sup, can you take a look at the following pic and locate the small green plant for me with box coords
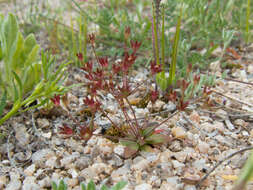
[52,179,127,190]
[0,13,41,100]
[0,13,71,125]
[52,180,67,190]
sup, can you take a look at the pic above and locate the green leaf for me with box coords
[80,183,87,190]
[140,145,153,152]
[23,34,37,56]
[0,90,7,116]
[87,180,96,190]
[233,150,253,190]
[2,13,18,55]
[145,134,165,144]
[51,181,57,190]
[101,184,109,190]
[110,181,127,190]
[168,7,182,85]
[12,71,23,101]
[142,126,156,138]
[120,139,139,151]
[156,72,168,91]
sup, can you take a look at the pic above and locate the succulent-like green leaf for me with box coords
[120,139,139,151]
[142,126,156,138]
[140,145,153,152]
[145,134,165,144]
[156,72,168,91]
[80,183,87,190]
[87,180,96,190]
[110,181,127,190]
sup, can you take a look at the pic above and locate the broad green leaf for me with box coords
[11,33,24,70]
[140,145,153,152]
[2,13,18,54]
[0,90,7,116]
[145,134,165,144]
[142,126,156,138]
[23,34,37,56]
[120,139,139,151]
[23,44,39,68]
[110,181,127,190]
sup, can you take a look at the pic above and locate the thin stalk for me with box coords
[71,16,77,61]
[83,15,87,62]
[246,0,251,43]
[161,5,165,71]
[152,3,160,65]
[125,97,140,129]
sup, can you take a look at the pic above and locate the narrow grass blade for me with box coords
[0,90,7,116]
[233,150,253,190]
[168,7,182,85]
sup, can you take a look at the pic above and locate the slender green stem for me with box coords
[152,3,160,65]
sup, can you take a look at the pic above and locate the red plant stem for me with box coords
[100,109,117,127]
[125,97,140,129]
[91,44,100,64]
[153,110,180,130]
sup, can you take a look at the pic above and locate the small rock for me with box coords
[201,122,216,133]
[234,119,247,127]
[163,101,176,112]
[114,145,125,157]
[91,163,113,174]
[68,168,78,178]
[32,149,55,167]
[216,109,228,120]
[80,167,96,179]
[14,124,30,146]
[45,156,58,169]
[197,141,210,154]
[24,164,36,176]
[169,139,183,152]
[134,183,152,190]
[108,154,123,167]
[147,100,165,112]
[184,185,197,190]
[0,175,7,189]
[37,118,50,128]
[41,132,52,139]
[75,156,92,170]
[67,178,78,187]
[60,152,80,167]
[111,167,130,178]
[22,176,40,190]
[248,64,253,73]
[131,159,150,171]
[192,159,206,170]
[171,127,186,139]
[171,160,185,169]
[38,176,51,188]
[225,119,235,130]
[6,179,21,190]
[242,130,249,136]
